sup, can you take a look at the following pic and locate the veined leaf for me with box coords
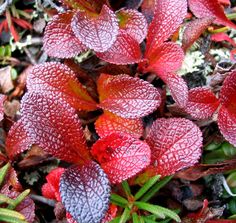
[72,5,118,52]
[182,17,214,51]
[117,9,147,43]
[97,73,161,118]
[96,31,142,65]
[91,133,151,184]
[185,87,220,119]
[60,161,111,223]
[20,93,90,163]
[43,12,87,58]
[145,0,187,57]
[27,62,97,111]
[146,118,202,176]
[188,0,236,29]
[95,111,143,138]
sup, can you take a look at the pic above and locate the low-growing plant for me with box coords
[1,0,236,222]
[0,163,35,223]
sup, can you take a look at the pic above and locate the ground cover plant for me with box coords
[1,0,236,222]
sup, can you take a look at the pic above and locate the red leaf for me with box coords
[42,167,65,201]
[146,118,202,176]
[116,9,147,43]
[71,5,119,52]
[5,120,33,160]
[59,0,107,12]
[95,111,143,138]
[185,87,220,119]
[164,73,189,108]
[211,32,236,47]
[96,31,142,65]
[9,24,20,42]
[60,161,110,223]
[220,71,236,108]
[218,105,236,147]
[43,12,87,58]
[0,94,6,121]
[141,42,184,74]
[27,62,97,111]
[101,204,117,223]
[97,73,161,118]
[91,133,151,184]
[182,18,214,51]
[218,0,231,5]
[141,0,156,23]
[145,0,187,57]
[188,0,236,29]
[20,93,90,163]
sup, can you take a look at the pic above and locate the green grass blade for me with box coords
[119,207,130,223]
[122,181,132,197]
[0,163,10,186]
[134,175,161,200]
[140,176,172,202]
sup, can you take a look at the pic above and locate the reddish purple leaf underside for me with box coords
[60,161,110,223]
[97,73,161,118]
[5,120,33,160]
[185,87,220,119]
[146,118,202,176]
[20,93,90,163]
[91,133,151,184]
[71,5,118,52]
[182,17,214,51]
[43,12,86,58]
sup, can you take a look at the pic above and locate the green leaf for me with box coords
[229,198,236,215]
[229,214,236,219]
[109,216,121,223]
[134,202,181,222]
[122,181,132,197]
[134,175,161,200]
[204,141,221,151]
[0,163,10,187]
[132,213,140,223]
[119,207,130,223]
[140,176,172,202]
[0,208,27,223]
[142,216,157,223]
[7,189,30,210]
[110,194,128,207]
[0,194,15,206]
[227,172,236,187]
